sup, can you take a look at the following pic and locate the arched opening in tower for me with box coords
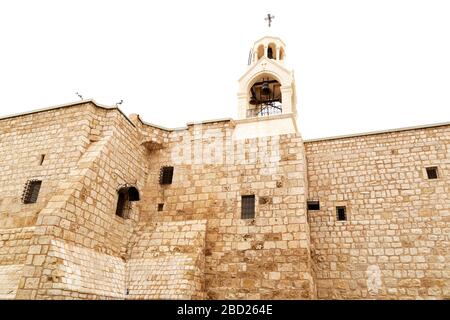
[247,76,282,118]
[279,47,285,60]
[257,45,264,60]
[268,43,276,59]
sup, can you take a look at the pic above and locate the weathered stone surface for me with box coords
[0,100,448,300]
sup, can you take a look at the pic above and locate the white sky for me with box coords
[1,0,449,139]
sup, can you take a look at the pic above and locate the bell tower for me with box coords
[235,33,298,139]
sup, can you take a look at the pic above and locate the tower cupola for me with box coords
[237,36,297,121]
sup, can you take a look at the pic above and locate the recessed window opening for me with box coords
[159,166,174,185]
[267,47,274,59]
[307,200,320,211]
[336,206,347,221]
[268,43,276,59]
[157,203,164,211]
[22,180,42,204]
[115,185,140,219]
[279,47,285,60]
[241,195,255,219]
[426,167,438,180]
[257,45,264,60]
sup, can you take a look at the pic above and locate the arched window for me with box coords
[247,75,282,118]
[268,43,276,59]
[115,184,140,219]
[279,47,285,60]
[257,45,264,60]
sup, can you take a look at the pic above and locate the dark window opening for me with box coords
[241,195,255,219]
[157,203,164,211]
[22,180,42,204]
[159,166,174,185]
[115,185,140,219]
[307,200,320,211]
[426,167,438,180]
[336,206,347,221]
[39,154,45,165]
[116,191,128,218]
[267,47,274,59]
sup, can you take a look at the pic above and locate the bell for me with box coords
[261,82,271,95]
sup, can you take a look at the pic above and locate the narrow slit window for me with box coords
[159,166,174,185]
[157,203,164,211]
[39,154,45,165]
[307,200,320,211]
[336,206,347,221]
[241,195,255,219]
[426,167,438,180]
[22,180,42,204]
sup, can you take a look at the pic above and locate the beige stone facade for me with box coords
[0,35,448,300]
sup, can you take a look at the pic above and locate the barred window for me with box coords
[22,180,42,204]
[336,206,347,221]
[159,166,174,185]
[241,195,255,219]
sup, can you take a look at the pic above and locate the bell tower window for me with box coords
[267,43,276,59]
[268,47,274,59]
[279,47,285,60]
[247,75,282,118]
[257,45,264,60]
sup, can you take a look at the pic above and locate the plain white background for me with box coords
[0,0,449,139]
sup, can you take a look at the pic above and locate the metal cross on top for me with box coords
[265,13,275,28]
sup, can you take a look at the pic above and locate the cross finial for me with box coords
[265,13,275,28]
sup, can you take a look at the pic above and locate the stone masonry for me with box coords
[0,100,448,300]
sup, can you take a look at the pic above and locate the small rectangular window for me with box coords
[426,167,438,180]
[307,200,320,210]
[22,180,42,204]
[157,203,164,211]
[241,195,255,219]
[159,166,174,185]
[336,206,347,221]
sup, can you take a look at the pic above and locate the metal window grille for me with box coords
[241,195,255,219]
[22,180,42,204]
[159,166,174,185]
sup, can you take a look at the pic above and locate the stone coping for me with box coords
[304,121,450,143]
[0,99,136,127]
[0,99,447,142]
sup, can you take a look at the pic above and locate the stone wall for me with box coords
[1,100,448,300]
[127,219,207,299]
[305,125,450,299]
[137,120,315,299]
[0,103,151,299]
[0,227,34,299]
